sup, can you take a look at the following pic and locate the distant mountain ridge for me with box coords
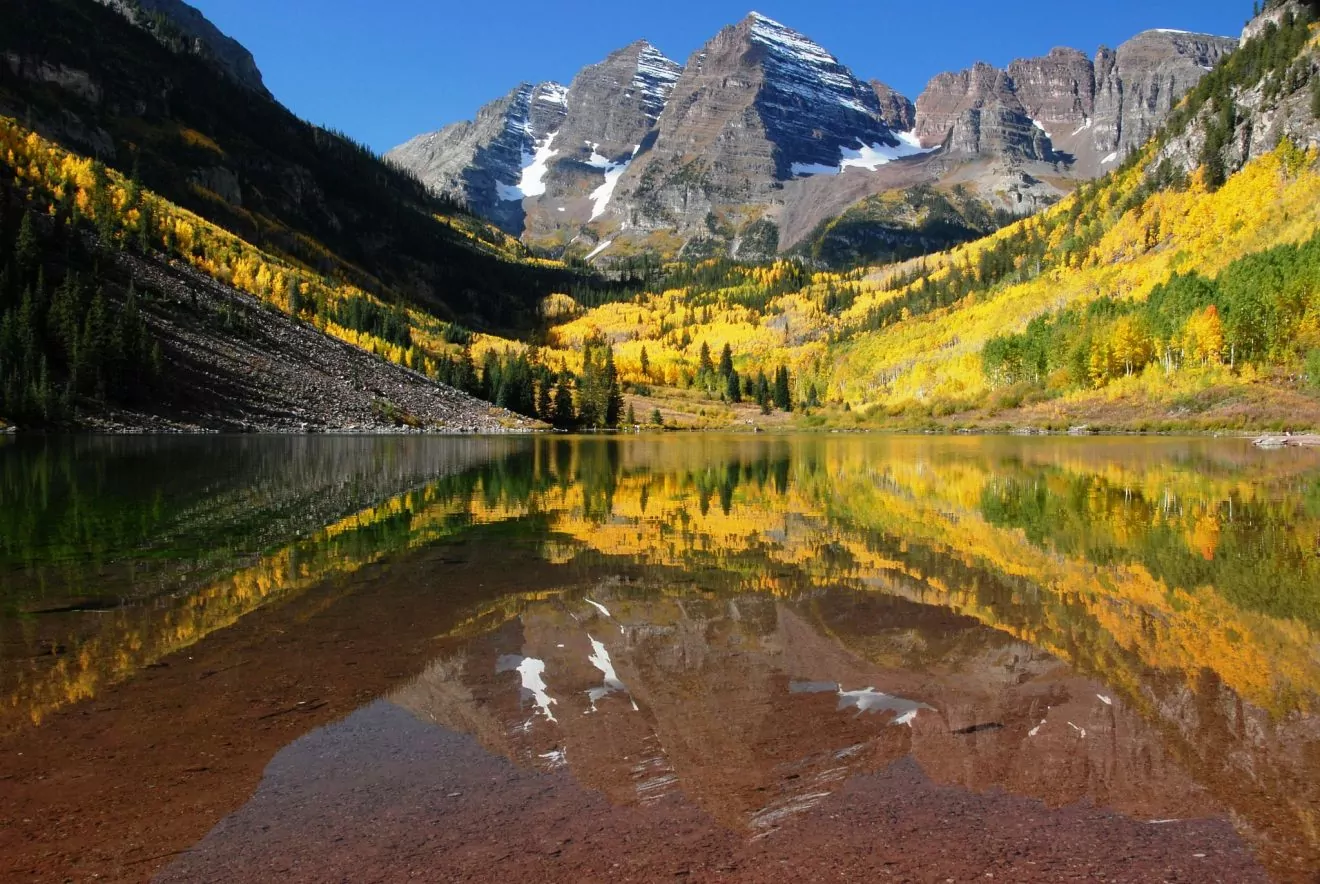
[389,13,1238,264]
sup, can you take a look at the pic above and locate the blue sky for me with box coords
[195,0,1251,153]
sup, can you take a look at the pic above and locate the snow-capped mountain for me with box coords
[386,41,681,238]
[388,12,1237,262]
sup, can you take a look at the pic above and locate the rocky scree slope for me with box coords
[80,249,533,434]
[392,13,1237,264]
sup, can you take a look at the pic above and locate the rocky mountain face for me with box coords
[601,13,929,260]
[388,81,570,235]
[392,13,1238,263]
[387,41,682,239]
[916,30,1237,177]
[93,0,269,95]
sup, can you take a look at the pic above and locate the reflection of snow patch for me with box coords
[515,656,557,723]
[497,132,559,201]
[587,636,636,711]
[837,687,933,726]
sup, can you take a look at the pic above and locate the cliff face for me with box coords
[914,62,1051,161]
[1105,30,1240,160]
[917,31,1238,176]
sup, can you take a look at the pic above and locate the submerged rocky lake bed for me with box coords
[2,434,1319,882]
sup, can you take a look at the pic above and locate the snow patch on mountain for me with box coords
[585,239,613,260]
[792,132,935,177]
[537,82,569,107]
[586,143,639,220]
[498,132,559,201]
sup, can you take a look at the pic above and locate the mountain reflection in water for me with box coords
[4,435,1320,882]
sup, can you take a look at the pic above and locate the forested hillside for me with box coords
[0,0,598,333]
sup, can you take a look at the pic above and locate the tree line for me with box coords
[429,337,625,430]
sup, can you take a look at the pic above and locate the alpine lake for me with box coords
[3,433,1320,882]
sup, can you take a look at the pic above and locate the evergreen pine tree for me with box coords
[578,346,601,428]
[603,345,622,427]
[553,373,576,429]
[725,368,742,403]
[773,366,792,411]
[480,349,500,401]
[698,342,714,376]
[537,378,552,421]
[14,213,38,278]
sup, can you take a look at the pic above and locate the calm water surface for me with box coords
[2,434,1319,882]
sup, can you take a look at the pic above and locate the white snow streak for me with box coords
[585,598,612,618]
[1071,117,1094,137]
[536,83,569,107]
[585,144,638,220]
[497,132,559,201]
[1068,721,1086,738]
[1101,151,1119,165]
[585,239,613,261]
[1031,118,1051,137]
[1029,718,1047,737]
[1097,694,1113,705]
[793,132,934,177]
